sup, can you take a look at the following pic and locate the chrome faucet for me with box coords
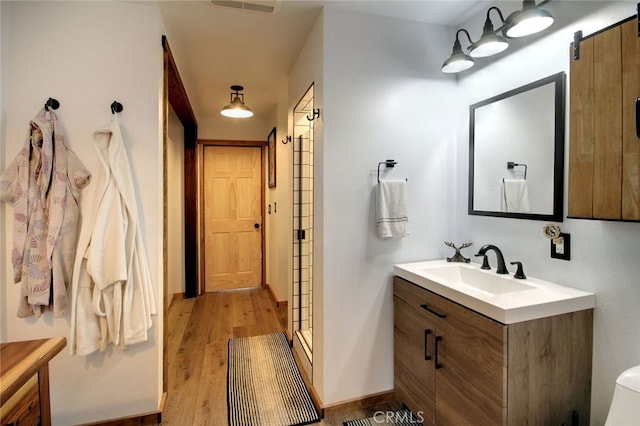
[475,244,509,274]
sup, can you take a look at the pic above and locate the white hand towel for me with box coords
[377,179,409,239]
[501,179,530,213]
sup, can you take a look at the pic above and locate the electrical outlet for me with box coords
[551,233,570,260]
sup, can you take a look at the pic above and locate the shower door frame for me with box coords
[292,83,315,364]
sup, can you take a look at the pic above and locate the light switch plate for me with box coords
[551,233,570,260]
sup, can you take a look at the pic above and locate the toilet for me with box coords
[605,365,640,425]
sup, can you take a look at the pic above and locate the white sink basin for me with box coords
[423,265,535,295]
[394,260,595,324]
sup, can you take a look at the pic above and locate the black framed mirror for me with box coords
[469,72,566,221]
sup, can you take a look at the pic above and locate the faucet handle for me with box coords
[510,261,526,279]
[475,254,491,270]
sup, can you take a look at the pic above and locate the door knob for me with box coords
[254,223,260,229]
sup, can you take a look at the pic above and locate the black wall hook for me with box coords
[44,98,60,111]
[282,135,292,144]
[111,101,124,114]
[306,108,320,121]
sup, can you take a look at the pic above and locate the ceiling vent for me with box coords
[211,0,281,14]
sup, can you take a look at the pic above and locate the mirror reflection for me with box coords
[469,72,566,221]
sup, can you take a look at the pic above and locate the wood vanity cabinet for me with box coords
[568,17,640,220]
[0,337,67,426]
[1,376,40,426]
[393,276,593,425]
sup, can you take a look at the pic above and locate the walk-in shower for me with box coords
[292,84,314,365]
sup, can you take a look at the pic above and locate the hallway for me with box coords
[161,289,402,425]
[162,289,285,424]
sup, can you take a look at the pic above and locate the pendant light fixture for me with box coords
[468,7,509,58]
[221,85,253,118]
[441,29,475,74]
[503,0,554,38]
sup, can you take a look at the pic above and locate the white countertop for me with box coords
[393,260,595,324]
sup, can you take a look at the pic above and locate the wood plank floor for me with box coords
[162,288,401,425]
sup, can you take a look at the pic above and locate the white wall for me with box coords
[456,2,640,424]
[317,9,459,405]
[0,2,164,424]
[288,9,325,393]
[167,105,185,303]
[266,90,291,303]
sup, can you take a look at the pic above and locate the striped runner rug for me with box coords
[227,332,319,426]
[343,409,423,425]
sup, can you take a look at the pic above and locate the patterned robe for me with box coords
[0,108,90,317]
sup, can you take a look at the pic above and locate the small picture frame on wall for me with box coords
[268,127,276,188]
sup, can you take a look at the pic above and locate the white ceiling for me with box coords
[154,0,492,122]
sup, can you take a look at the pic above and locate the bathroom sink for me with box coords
[393,260,595,324]
[422,265,535,295]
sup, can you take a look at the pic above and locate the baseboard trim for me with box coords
[79,392,167,426]
[169,292,184,308]
[265,283,288,307]
[323,389,396,418]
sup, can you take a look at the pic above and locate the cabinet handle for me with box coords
[420,304,446,318]
[435,336,443,369]
[424,329,432,361]
[636,97,640,139]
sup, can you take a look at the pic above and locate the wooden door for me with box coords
[203,146,262,292]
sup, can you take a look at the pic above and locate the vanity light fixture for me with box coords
[441,29,475,74]
[441,1,554,74]
[468,7,509,58]
[503,0,554,38]
[221,85,254,118]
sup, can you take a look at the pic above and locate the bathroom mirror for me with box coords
[469,72,565,221]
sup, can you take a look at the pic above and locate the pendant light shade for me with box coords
[221,85,253,118]
[469,7,509,58]
[504,0,554,38]
[441,29,474,74]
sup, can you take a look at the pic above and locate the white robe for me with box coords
[70,115,156,356]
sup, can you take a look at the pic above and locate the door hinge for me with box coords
[297,229,306,240]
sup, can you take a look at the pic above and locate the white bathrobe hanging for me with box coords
[70,115,156,356]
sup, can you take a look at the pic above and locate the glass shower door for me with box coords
[293,84,314,360]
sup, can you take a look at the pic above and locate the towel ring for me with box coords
[377,160,397,183]
[507,161,527,180]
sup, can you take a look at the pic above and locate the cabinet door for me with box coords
[569,24,623,219]
[569,18,640,220]
[568,33,595,218]
[432,295,507,425]
[621,19,640,220]
[394,295,437,426]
